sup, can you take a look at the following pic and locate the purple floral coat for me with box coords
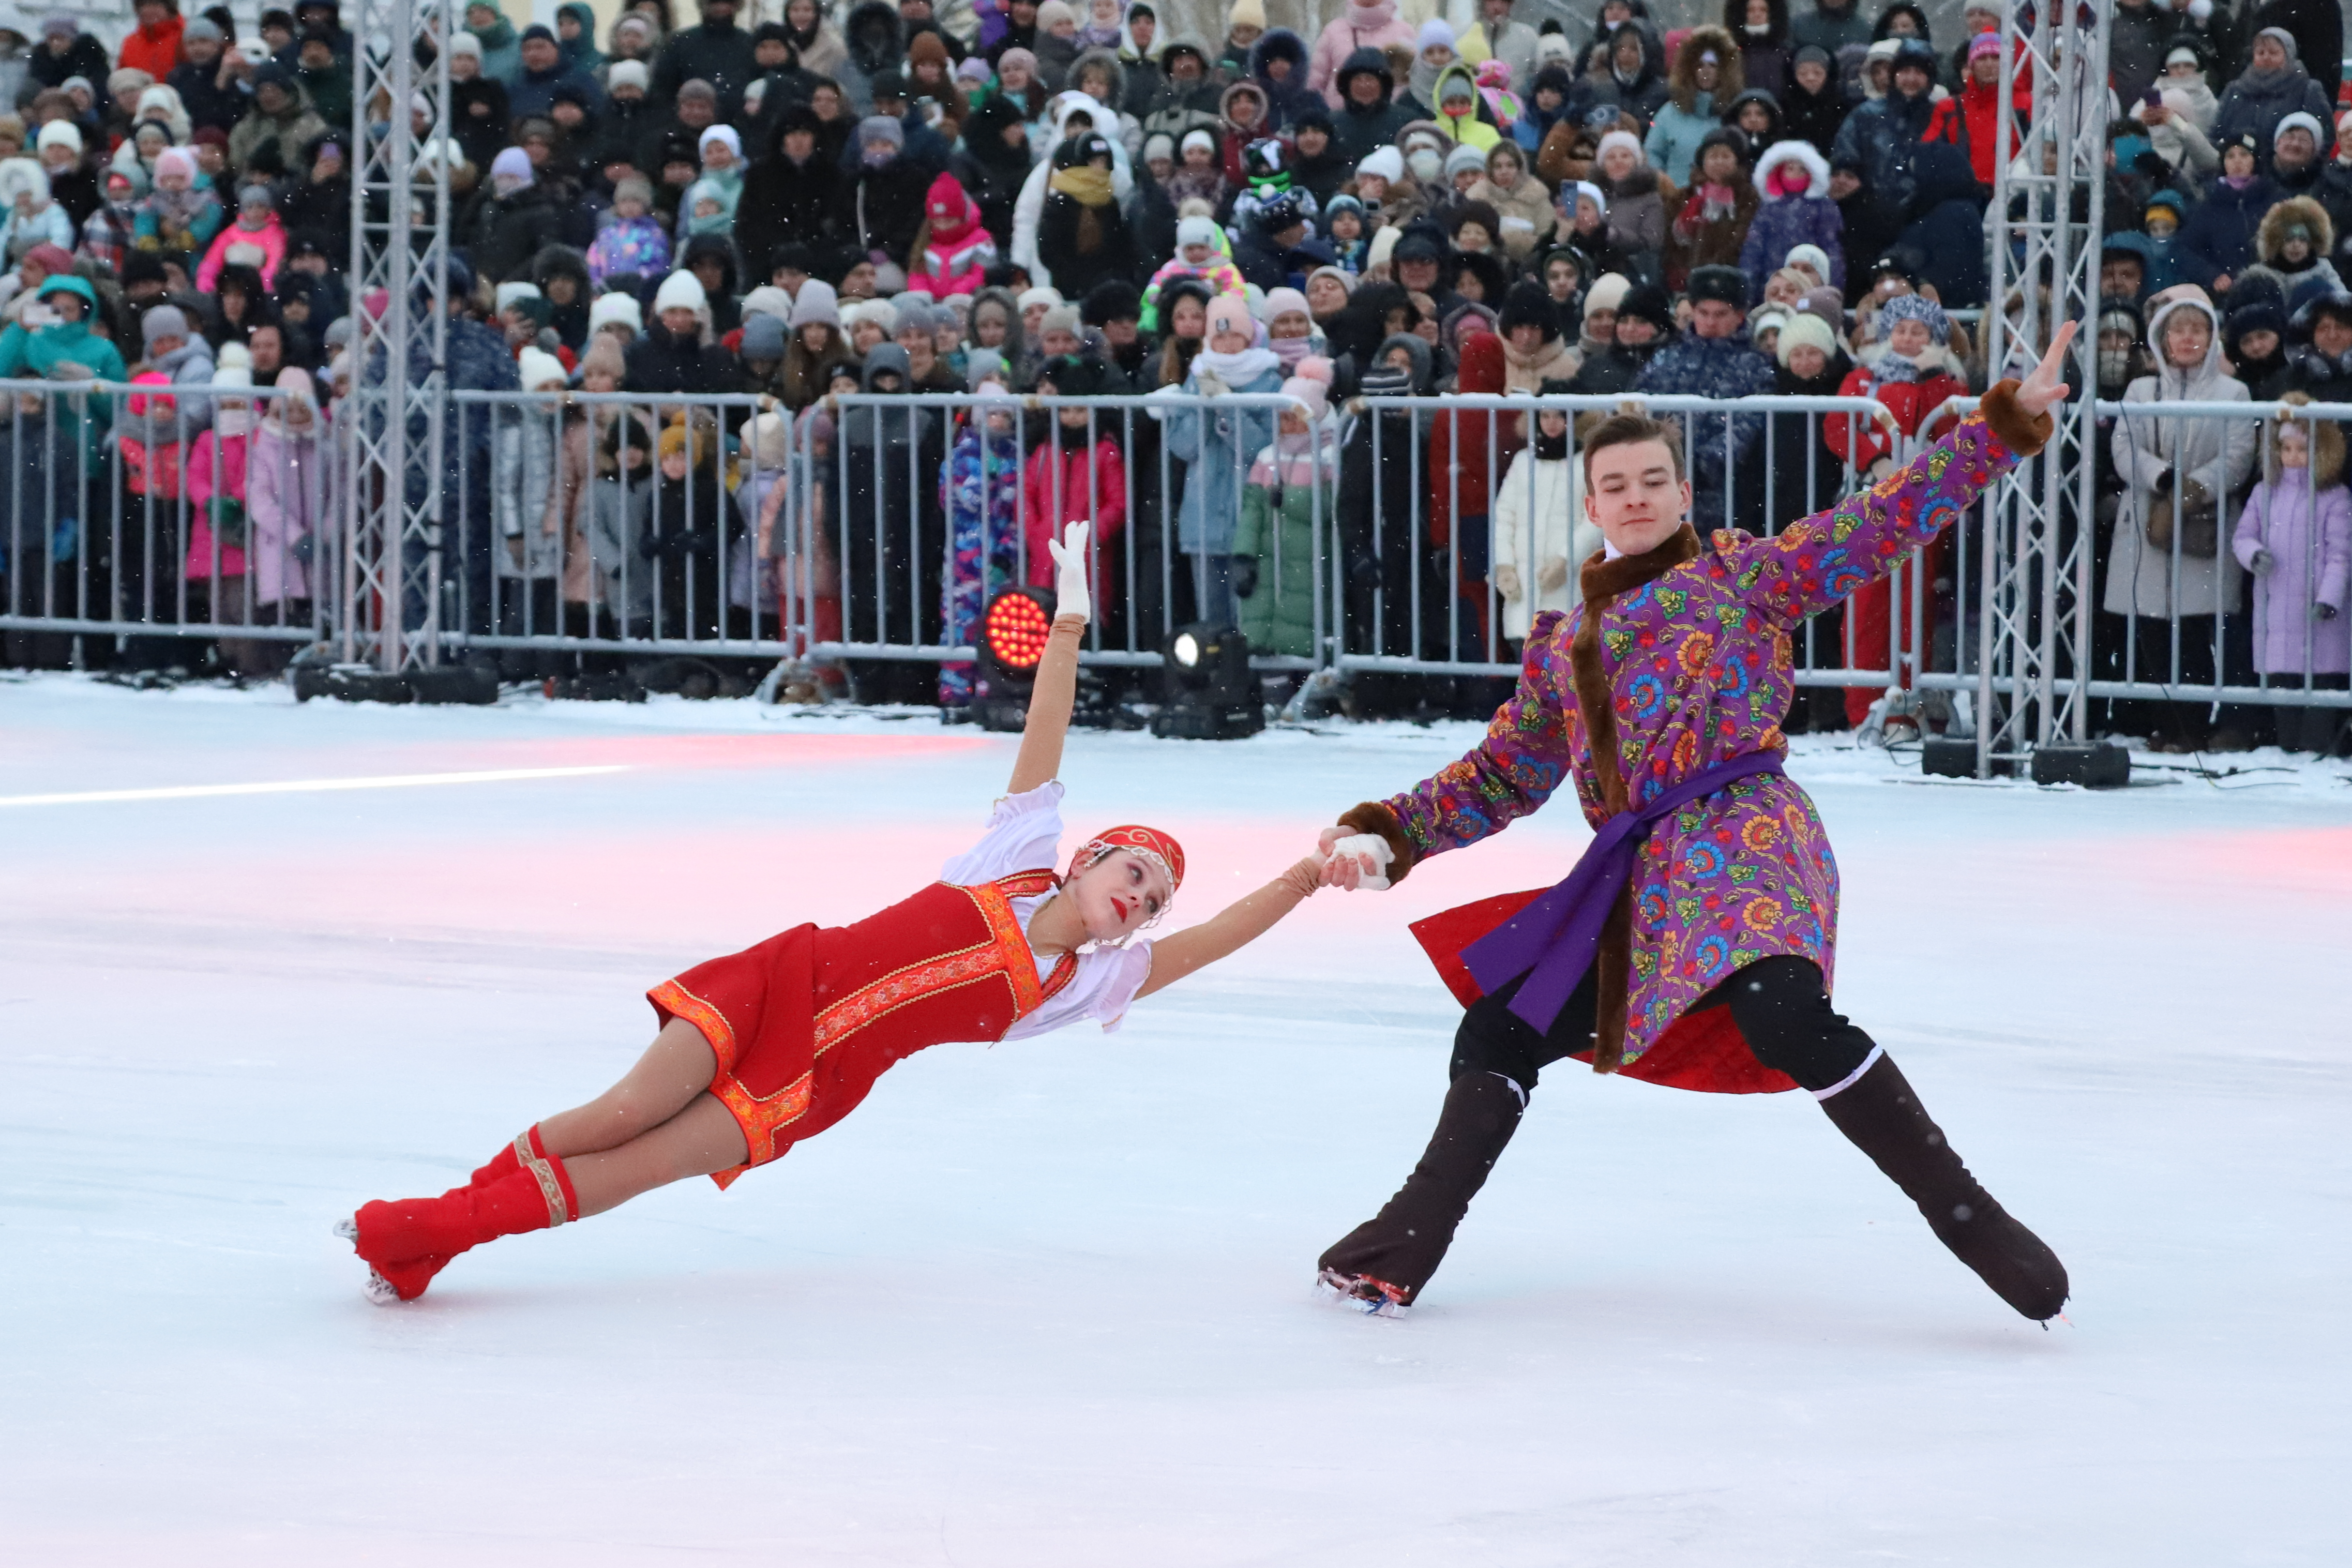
[1385,407,2031,1067]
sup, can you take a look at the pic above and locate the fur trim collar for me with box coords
[1567,520,1702,1073]
[1752,138,1830,200]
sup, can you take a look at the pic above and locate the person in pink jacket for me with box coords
[1023,357,1126,603]
[2232,397,2351,752]
[1310,0,1419,107]
[245,367,332,626]
[195,183,288,292]
[906,173,997,299]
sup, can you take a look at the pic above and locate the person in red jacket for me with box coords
[1427,330,1523,662]
[1022,354,1127,603]
[1825,291,1970,729]
[117,0,188,77]
[1924,30,2028,190]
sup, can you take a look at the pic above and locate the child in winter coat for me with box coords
[1023,355,1127,603]
[907,173,997,299]
[244,366,331,633]
[1739,139,1844,302]
[939,387,1026,709]
[1234,364,1338,656]
[1826,291,1970,727]
[588,177,671,286]
[2233,397,2351,752]
[184,367,259,663]
[1321,193,1369,274]
[133,148,224,261]
[587,411,658,635]
[1489,394,1602,647]
[196,184,288,291]
[1140,213,1246,330]
[1665,130,1757,292]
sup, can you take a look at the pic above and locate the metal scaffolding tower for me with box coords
[1978,1,2111,777]
[340,0,452,673]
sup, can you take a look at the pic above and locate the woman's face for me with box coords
[1067,848,1172,945]
[1022,302,1049,336]
[975,305,1007,346]
[800,322,833,354]
[1614,34,1642,73]
[1307,273,1347,315]
[1454,266,1486,302]
[851,318,886,352]
[1601,143,1637,181]
[1886,317,1930,357]
[788,0,815,27]
[2224,143,2255,177]
[1171,294,1207,340]
[1000,59,1031,90]
[1787,342,1827,379]
[2253,36,2286,72]
[1746,0,1769,23]
[1269,310,1311,341]
[1886,10,1917,36]
[1695,59,1719,91]
[1795,58,1827,93]
[1356,172,1387,202]
[2165,311,2211,368]
[813,84,842,118]
[2239,327,2280,362]
[1583,305,1615,339]
[222,288,248,322]
[2166,58,2201,82]
[1738,102,1770,133]
[1701,146,1738,184]
[1488,151,1520,187]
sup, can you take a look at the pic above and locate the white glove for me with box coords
[1331,832,1393,891]
[1492,562,1523,602]
[1047,519,1092,624]
[1193,367,1231,399]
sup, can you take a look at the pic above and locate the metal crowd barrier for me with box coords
[0,376,325,668]
[2,378,2343,741]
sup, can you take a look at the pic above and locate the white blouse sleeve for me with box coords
[939,780,1067,886]
[1080,940,1155,1034]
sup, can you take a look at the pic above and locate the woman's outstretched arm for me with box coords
[1007,521,1092,796]
[1134,852,1344,999]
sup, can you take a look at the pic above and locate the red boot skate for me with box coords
[342,1129,578,1303]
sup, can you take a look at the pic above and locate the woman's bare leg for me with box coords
[564,1095,749,1217]
[536,1017,720,1159]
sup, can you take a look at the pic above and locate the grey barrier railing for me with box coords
[3,380,2343,740]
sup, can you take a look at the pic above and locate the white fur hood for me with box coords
[1753,140,1830,201]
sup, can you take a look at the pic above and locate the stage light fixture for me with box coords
[974,587,1057,731]
[1150,621,1264,740]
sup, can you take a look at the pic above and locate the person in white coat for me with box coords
[1489,392,1601,645]
[1011,91,1136,286]
[2106,291,2258,749]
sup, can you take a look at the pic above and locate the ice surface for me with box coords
[2,673,2348,1565]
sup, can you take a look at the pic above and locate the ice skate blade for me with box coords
[1314,1269,1410,1320]
[333,1217,358,1242]
[362,1269,405,1307]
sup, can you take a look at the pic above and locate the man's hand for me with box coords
[2015,319,2077,421]
[1317,826,1392,890]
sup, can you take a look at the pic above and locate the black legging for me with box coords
[1449,956,1876,1095]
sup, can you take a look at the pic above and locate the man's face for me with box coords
[1893,64,1930,98]
[256,82,290,114]
[1398,256,1438,292]
[1103,317,1137,348]
[2278,127,2317,168]
[1691,299,1741,338]
[679,96,715,128]
[755,38,788,67]
[137,0,167,25]
[702,0,738,23]
[186,32,220,66]
[1170,50,1199,81]
[522,37,558,72]
[1971,54,1999,86]
[1583,437,1689,555]
[1131,14,1154,49]
[2315,314,2352,356]
[1348,71,1383,106]
[2100,257,2144,298]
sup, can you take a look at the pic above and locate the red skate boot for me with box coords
[341,1129,578,1303]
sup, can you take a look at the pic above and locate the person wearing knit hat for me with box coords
[588,290,641,342]
[653,269,707,321]
[607,59,648,92]
[516,345,568,391]
[739,312,788,365]
[1441,141,1487,191]
[1577,271,1631,362]
[495,280,542,314]
[33,119,78,155]
[1773,307,1839,370]
[741,286,793,324]
[788,277,841,330]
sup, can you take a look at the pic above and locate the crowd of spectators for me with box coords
[0,0,2344,748]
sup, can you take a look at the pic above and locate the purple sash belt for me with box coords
[1461,750,1789,1034]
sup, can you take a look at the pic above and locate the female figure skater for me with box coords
[1312,329,2081,1320]
[344,523,1346,1303]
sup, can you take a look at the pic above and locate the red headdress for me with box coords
[1071,825,1186,894]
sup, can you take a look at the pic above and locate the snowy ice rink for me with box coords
[2,673,2347,1565]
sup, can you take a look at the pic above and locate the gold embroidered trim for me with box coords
[514,1130,570,1227]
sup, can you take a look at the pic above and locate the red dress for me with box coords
[650,869,1078,1189]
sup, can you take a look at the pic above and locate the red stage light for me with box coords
[982,591,1055,672]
